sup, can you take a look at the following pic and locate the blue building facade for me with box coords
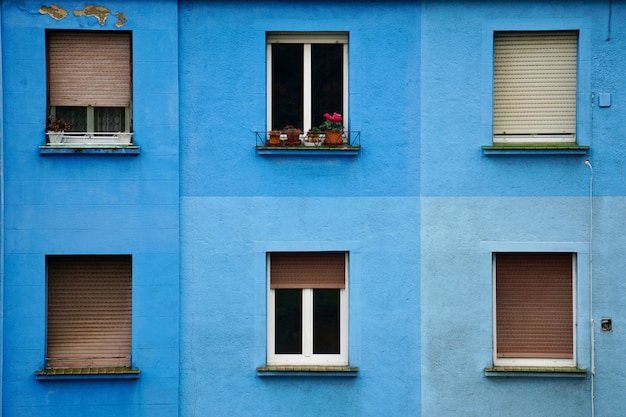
[420,2,626,416]
[1,1,180,416]
[1,1,625,416]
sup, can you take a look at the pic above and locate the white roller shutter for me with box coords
[493,31,577,141]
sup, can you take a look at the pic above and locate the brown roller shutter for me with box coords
[46,255,132,368]
[270,252,345,289]
[495,253,573,359]
[48,31,131,107]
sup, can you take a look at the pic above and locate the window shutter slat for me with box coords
[48,32,131,107]
[493,31,577,136]
[46,255,132,368]
[495,253,573,359]
[270,253,345,289]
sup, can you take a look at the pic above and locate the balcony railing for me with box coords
[255,131,360,155]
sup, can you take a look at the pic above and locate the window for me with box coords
[46,31,132,145]
[493,31,578,144]
[267,252,348,366]
[493,253,575,367]
[45,255,132,369]
[267,32,348,133]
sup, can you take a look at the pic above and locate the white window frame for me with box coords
[266,32,349,133]
[267,252,349,366]
[49,106,132,133]
[492,252,577,367]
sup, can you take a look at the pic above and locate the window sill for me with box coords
[256,145,360,156]
[35,367,140,380]
[256,365,359,377]
[482,144,589,155]
[39,145,140,155]
[484,366,588,378]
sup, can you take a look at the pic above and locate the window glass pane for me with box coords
[272,44,303,130]
[275,289,302,354]
[95,107,125,132]
[55,106,86,132]
[313,289,340,354]
[311,44,343,128]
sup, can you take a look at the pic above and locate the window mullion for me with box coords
[87,106,94,132]
[303,44,312,132]
[302,289,313,357]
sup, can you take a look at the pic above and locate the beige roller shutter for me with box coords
[46,255,132,368]
[493,31,577,137]
[48,31,131,107]
[270,252,345,289]
[495,253,573,359]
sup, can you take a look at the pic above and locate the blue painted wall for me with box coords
[178,1,421,416]
[420,1,626,416]
[1,1,180,416]
[3,0,626,416]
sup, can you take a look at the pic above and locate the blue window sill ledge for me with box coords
[257,365,359,377]
[484,366,588,378]
[35,367,141,380]
[39,145,140,155]
[482,144,589,155]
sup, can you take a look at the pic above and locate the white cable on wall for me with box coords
[585,159,594,417]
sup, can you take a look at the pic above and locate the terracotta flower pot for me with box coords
[324,130,343,146]
[285,128,302,146]
[267,131,281,146]
[307,133,320,142]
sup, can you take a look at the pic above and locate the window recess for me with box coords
[43,255,133,370]
[267,32,348,135]
[493,31,578,144]
[46,31,133,146]
[267,252,349,367]
[493,252,576,367]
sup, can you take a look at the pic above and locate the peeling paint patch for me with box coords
[73,5,111,26]
[39,5,68,20]
[115,12,127,28]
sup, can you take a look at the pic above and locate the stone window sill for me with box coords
[484,366,588,378]
[257,365,359,377]
[40,145,140,155]
[35,367,141,380]
[482,144,589,155]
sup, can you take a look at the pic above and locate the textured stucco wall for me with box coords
[1,1,180,416]
[420,1,626,416]
[178,1,422,416]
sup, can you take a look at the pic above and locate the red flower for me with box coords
[324,112,342,122]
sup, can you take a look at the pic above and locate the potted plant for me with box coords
[267,129,282,146]
[304,126,322,146]
[46,115,72,144]
[284,125,302,146]
[320,112,344,146]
